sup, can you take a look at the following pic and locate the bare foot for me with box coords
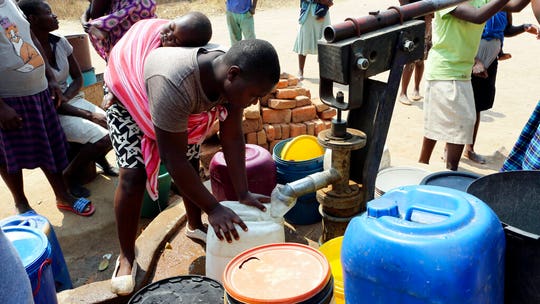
[15,202,33,214]
[411,90,422,101]
[498,53,512,61]
[464,150,486,164]
[297,71,304,81]
[398,94,412,105]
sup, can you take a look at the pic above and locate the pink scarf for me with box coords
[104,19,227,200]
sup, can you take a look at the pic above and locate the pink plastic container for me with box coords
[210,144,276,201]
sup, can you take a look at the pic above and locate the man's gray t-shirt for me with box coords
[144,46,225,133]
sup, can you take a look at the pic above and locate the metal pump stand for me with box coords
[316,0,467,242]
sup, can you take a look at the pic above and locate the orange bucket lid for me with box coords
[223,243,331,304]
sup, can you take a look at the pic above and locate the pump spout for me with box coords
[270,168,341,218]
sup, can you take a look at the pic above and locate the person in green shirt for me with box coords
[418,0,526,170]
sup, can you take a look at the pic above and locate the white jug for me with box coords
[205,201,285,282]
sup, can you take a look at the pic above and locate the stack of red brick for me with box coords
[242,73,337,153]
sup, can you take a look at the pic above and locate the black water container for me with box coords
[467,170,540,304]
[128,275,224,303]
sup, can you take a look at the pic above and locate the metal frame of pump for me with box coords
[268,0,469,243]
[316,20,425,242]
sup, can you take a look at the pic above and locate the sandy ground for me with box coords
[2,0,540,288]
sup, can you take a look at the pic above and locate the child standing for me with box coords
[418,0,513,170]
[0,0,93,216]
[225,0,257,45]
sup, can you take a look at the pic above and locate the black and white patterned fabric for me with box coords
[106,103,201,169]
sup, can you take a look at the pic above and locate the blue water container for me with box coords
[0,211,72,291]
[3,226,58,304]
[342,185,505,304]
[273,138,324,225]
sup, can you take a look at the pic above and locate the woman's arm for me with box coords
[155,125,248,242]
[62,54,83,101]
[219,104,269,211]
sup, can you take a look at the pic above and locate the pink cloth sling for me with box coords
[104,19,227,200]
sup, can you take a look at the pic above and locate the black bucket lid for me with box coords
[128,275,224,303]
[420,171,481,193]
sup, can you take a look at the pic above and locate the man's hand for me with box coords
[0,103,22,130]
[238,191,269,212]
[207,204,248,243]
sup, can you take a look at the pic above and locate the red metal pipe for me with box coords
[324,0,468,42]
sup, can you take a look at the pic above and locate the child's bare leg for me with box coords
[445,143,465,171]
[419,137,436,164]
[464,112,486,164]
[0,167,32,214]
[298,54,306,80]
[411,60,424,101]
[399,62,414,105]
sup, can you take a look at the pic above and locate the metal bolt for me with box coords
[356,57,369,70]
[403,40,415,52]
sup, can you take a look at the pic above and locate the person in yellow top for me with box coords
[418,0,528,171]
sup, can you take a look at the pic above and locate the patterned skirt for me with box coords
[0,90,69,173]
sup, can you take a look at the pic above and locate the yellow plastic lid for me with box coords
[280,135,324,161]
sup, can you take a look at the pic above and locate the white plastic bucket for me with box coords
[205,201,285,282]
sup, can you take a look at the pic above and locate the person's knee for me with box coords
[118,168,146,190]
[94,135,113,152]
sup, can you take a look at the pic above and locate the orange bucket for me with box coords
[223,243,334,303]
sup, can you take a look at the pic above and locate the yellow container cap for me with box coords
[280,135,324,161]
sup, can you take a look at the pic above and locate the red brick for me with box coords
[324,120,332,130]
[269,140,281,153]
[280,72,292,79]
[276,79,289,89]
[311,97,330,112]
[314,119,326,135]
[242,116,262,134]
[246,132,257,144]
[295,95,311,107]
[260,143,269,151]
[262,108,291,124]
[244,102,260,119]
[268,98,296,110]
[272,123,282,140]
[275,88,299,99]
[290,123,307,138]
[319,108,337,120]
[295,87,311,98]
[257,130,267,145]
[287,77,299,87]
[292,105,317,123]
[304,120,315,136]
[263,124,276,141]
[259,93,274,107]
[280,123,290,139]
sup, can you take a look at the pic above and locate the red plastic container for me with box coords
[210,144,276,201]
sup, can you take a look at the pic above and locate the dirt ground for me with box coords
[2,0,540,290]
